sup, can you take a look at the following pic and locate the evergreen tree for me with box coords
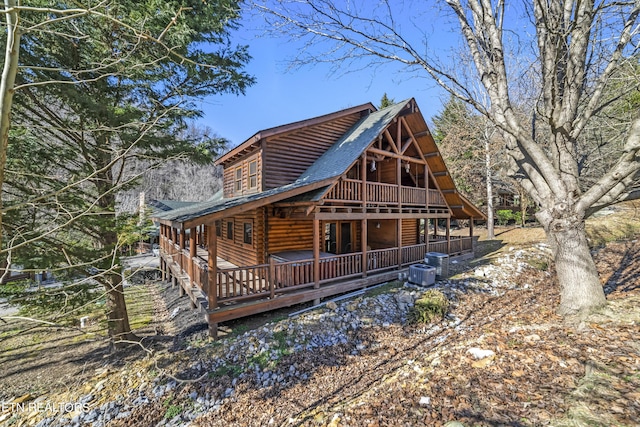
[2,0,254,343]
[379,93,394,109]
[431,95,484,200]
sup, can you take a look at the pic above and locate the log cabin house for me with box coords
[154,99,485,337]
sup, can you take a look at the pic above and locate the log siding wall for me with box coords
[263,114,364,189]
[223,150,262,198]
[217,208,265,266]
[267,215,315,254]
[402,218,419,246]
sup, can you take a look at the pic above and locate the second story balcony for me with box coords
[325,178,447,207]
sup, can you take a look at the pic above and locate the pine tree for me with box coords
[379,93,395,109]
[2,0,254,343]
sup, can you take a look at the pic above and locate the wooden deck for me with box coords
[162,249,408,335]
[160,236,475,338]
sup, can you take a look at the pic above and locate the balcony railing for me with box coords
[325,179,448,206]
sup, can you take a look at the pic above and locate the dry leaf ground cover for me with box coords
[188,240,640,427]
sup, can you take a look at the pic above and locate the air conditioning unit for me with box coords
[408,264,436,287]
[425,252,449,279]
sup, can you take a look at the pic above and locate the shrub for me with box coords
[514,211,527,226]
[496,209,515,226]
[408,290,449,324]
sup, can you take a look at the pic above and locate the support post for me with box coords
[425,166,429,209]
[179,229,185,274]
[397,218,402,268]
[397,157,402,268]
[313,218,320,289]
[425,218,430,252]
[189,227,196,286]
[207,223,218,338]
[269,256,276,299]
[361,153,367,207]
[446,217,451,255]
[361,153,368,278]
[361,219,367,278]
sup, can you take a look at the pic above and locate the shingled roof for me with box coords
[155,99,485,229]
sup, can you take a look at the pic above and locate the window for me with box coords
[215,220,221,237]
[234,167,242,192]
[248,160,257,189]
[243,222,253,245]
[226,221,234,240]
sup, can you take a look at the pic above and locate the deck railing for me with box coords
[366,182,398,204]
[193,258,208,289]
[427,240,448,254]
[162,236,474,304]
[319,253,362,282]
[181,249,190,274]
[401,187,426,205]
[325,180,449,207]
[272,259,314,291]
[325,178,361,201]
[426,236,473,255]
[402,243,427,266]
[217,264,270,300]
[367,247,398,272]
[428,189,447,206]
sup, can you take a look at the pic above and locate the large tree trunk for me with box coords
[545,218,606,316]
[105,271,137,343]
[96,164,137,345]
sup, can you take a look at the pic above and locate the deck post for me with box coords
[160,225,167,281]
[361,153,367,207]
[361,153,368,278]
[397,157,402,268]
[179,229,185,274]
[397,218,402,268]
[469,217,475,253]
[425,218,430,252]
[446,217,451,255]
[361,219,367,278]
[313,218,320,288]
[207,223,218,338]
[189,227,196,285]
[171,227,178,270]
[269,256,276,299]
[313,218,320,305]
[425,164,429,210]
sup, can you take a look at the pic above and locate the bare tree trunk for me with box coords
[485,136,494,239]
[0,0,21,255]
[545,219,606,316]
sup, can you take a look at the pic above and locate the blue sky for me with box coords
[196,9,454,148]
